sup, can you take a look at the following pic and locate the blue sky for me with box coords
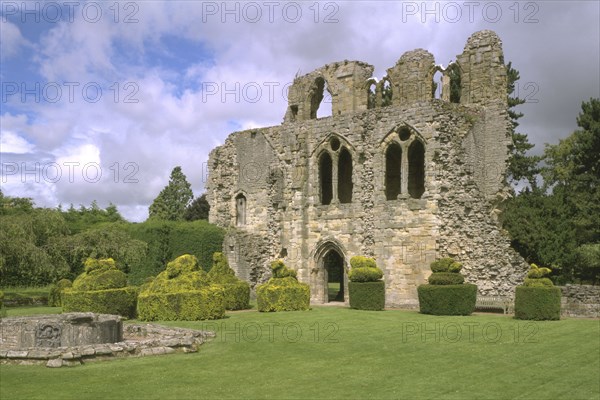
[1,1,599,221]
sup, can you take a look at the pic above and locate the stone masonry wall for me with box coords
[207,30,529,307]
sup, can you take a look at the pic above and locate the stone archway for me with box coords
[323,250,345,302]
[311,240,348,304]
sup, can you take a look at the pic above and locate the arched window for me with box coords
[408,140,425,199]
[310,77,332,119]
[319,152,333,205]
[338,147,353,203]
[235,193,246,226]
[385,143,402,200]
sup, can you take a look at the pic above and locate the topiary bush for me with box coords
[418,284,478,315]
[348,256,385,311]
[515,264,561,320]
[256,260,310,312]
[137,254,225,321]
[62,258,138,318]
[48,278,72,307]
[418,257,476,315]
[208,252,250,310]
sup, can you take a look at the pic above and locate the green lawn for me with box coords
[1,306,599,399]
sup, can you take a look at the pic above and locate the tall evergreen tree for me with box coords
[148,166,194,221]
[505,62,541,190]
[184,194,210,221]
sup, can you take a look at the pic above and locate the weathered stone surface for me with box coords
[46,358,62,368]
[207,30,529,307]
[560,285,600,318]
[0,313,122,350]
[1,318,215,367]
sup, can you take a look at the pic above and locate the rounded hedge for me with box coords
[350,256,377,269]
[48,278,72,307]
[208,252,250,310]
[73,258,127,291]
[62,287,138,318]
[514,286,561,320]
[137,254,226,320]
[417,284,477,315]
[137,286,225,321]
[348,267,383,283]
[430,258,462,273]
[348,281,385,311]
[428,272,465,285]
[257,276,310,312]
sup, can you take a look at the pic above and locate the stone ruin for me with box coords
[0,313,215,367]
[206,30,529,308]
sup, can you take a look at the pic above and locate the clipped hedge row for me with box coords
[257,278,310,312]
[62,287,138,318]
[348,281,385,311]
[208,252,250,310]
[428,272,465,285]
[137,254,226,320]
[137,286,225,321]
[514,286,561,321]
[219,281,250,311]
[417,284,477,315]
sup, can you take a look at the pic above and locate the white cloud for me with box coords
[0,20,31,59]
[0,131,35,154]
[1,1,598,222]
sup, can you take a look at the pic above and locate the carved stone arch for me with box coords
[311,132,356,158]
[312,134,356,205]
[310,238,349,303]
[379,124,427,199]
[308,75,334,119]
[380,123,426,148]
[431,63,463,102]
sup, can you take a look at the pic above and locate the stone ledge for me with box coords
[0,323,216,368]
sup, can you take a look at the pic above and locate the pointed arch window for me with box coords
[384,128,426,199]
[319,152,333,205]
[385,143,402,200]
[338,147,353,203]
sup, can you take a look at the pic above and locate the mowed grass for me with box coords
[1,306,599,400]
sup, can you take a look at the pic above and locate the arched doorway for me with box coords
[312,240,348,304]
[323,250,344,302]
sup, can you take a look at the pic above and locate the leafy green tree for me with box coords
[0,199,70,286]
[0,190,34,215]
[49,226,148,278]
[148,166,193,221]
[502,98,600,284]
[184,194,210,221]
[505,62,541,189]
[61,201,124,234]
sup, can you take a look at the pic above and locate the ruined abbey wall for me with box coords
[207,30,529,307]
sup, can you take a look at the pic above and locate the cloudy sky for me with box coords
[1,1,599,221]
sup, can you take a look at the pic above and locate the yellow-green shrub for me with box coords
[256,261,310,312]
[63,258,137,318]
[207,252,250,310]
[137,254,225,320]
[63,287,138,317]
[418,257,476,315]
[515,263,561,320]
[348,256,385,310]
[73,258,127,291]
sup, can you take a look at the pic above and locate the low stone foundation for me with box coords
[560,284,600,318]
[0,313,122,349]
[0,314,216,367]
